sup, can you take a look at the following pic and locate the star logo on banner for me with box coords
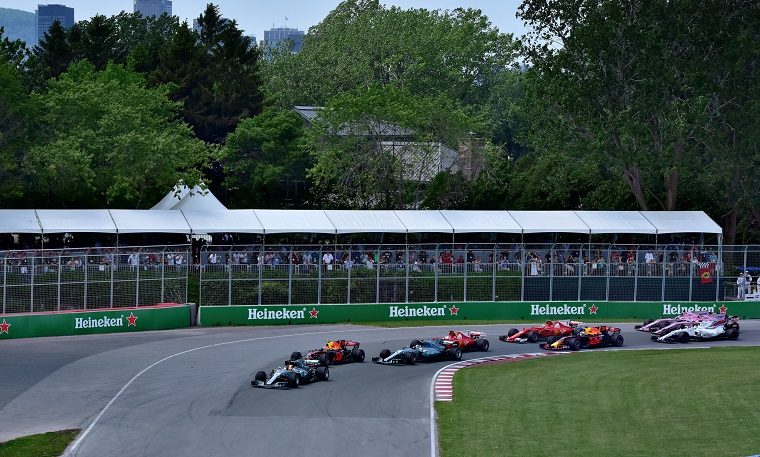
[309,307,319,319]
[126,313,138,326]
[719,305,728,314]
[589,305,598,314]
[449,305,459,316]
[0,319,10,334]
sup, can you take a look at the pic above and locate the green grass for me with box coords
[436,347,760,457]
[0,430,79,457]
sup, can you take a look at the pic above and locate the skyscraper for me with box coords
[264,27,304,52]
[133,0,172,18]
[35,4,74,43]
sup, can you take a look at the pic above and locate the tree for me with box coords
[25,61,210,208]
[29,20,73,79]
[263,0,516,110]
[306,85,476,208]
[222,107,308,208]
[517,0,760,241]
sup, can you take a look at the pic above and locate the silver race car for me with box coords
[251,358,330,388]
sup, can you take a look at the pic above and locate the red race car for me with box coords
[292,339,366,366]
[435,331,490,352]
[498,321,580,343]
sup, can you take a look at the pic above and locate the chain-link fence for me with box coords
[4,242,759,314]
[198,243,756,306]
[1,245,189,314]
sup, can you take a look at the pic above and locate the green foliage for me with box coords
[25,61,210,207]
[222,107,308,208]
[305,84,476,208]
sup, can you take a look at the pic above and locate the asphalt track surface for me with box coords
[1,321,759,457]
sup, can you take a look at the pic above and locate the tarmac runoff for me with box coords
[0,321,757,457]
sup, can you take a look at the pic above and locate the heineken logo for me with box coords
[247,307,308,320]
[389,305,450,318]
[662,304,716,315]
[74,312,138,329]
[0,319,10,334]
[530,304,595,316]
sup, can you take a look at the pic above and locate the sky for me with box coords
[2,0,527,41]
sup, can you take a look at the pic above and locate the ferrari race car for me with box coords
[372,338,462,365]
[251,358,329,388]
[540,325,624,351]
[499,320,580,343]
[653,317,740,343]
[294,339,366,366]
[436,331,490,352]
[634,311,713,333]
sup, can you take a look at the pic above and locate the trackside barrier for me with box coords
[197,301,760,327]
[0,303,193,339]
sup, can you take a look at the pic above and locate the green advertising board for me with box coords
[0,303,192,339]
[198,301,759,327]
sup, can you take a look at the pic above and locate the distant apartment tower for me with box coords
[35,4,74,43]
[134,0,172,18]
[264,27,304,52]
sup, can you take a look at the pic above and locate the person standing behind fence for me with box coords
[737,273,746,299]
[323,251,334,271]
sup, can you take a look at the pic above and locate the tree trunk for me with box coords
[622,165,649,210]
[664,140,682,210]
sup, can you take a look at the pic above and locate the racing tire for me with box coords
[379,349,391,360]
[527,332,539,343]
[290,351,303,361]
[253,371,267,385]
[678,332,690,343]
[476,339,490,352]
[447,347,462,361]
[611,333,624,347]
[352,348,366,362]
[546,336,559,346]
[318,353,330,367]
[568,338,582,351]
[404,351,417,365]
[507,328,519,337]
[410,339,422,348]
[316,366,330,381]
[726,328,739,340]
[286,371,299,388]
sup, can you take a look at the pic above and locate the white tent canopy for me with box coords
[0,208,723,236]
[509,210,590,234]
[253,209,336,234]
[183,210,263,234]
[150,185,190,210]
[170,185,227,211]
[440,210,521,234]
[109,210,192,234]
[324,210,406,234]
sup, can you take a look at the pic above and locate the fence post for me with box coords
[109,251,114,307]
[548,245,554,301]
[2,257,5,314]
[83,253,88,310]
[288,247,293,305]
[135,252,140,307]
[160,249,165,303]
[375,245,381,304]
[576,249,582,302]
[227,253,233,306]
[434,244,439,302]
[57,254,62,311]
[405,244,410,303]
[257,245,263,306]
[492,245,497,301]
[463,244,468,302]
[347,247,352,304]
[317,245,322,305]
[199,248,204,306]
[520,245,525,302]
[688,257,694,301]
[605,246,611,301]
[633,248,639,302]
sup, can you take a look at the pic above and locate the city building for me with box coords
[133,0,172,18]
[264,27,304,52]
[35,4,74,43]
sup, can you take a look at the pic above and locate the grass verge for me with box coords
[0,430,79,457]
[436,347,760,457]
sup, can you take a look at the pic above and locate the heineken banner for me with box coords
[198,301,760,326]
[0,303,192,339]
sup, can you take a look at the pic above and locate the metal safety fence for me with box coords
[1,245,190,314]
[3,243,760,314]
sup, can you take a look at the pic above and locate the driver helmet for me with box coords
[326,341,341,350]
[448,331,457,338]
[285,361,295,370]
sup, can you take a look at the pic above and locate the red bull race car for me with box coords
[291,339,366,366]
[499,321,580,343]
[436,331,490,352]
[540,325,624,351]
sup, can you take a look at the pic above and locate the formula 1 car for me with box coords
[251,358,329,388]
[499,321,580,343]
[649,313,728,339]
[436,331,490,352]
[372,338,462,365]
[634,311,713,333]
[540,325,624,351]
[293,340,366,366]
[653,317,740,343]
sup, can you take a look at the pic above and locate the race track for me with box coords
[1,321,759,457]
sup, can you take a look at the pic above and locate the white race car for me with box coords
[653,317,740,343]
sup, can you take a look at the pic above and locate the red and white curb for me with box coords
[432,352,566,401]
